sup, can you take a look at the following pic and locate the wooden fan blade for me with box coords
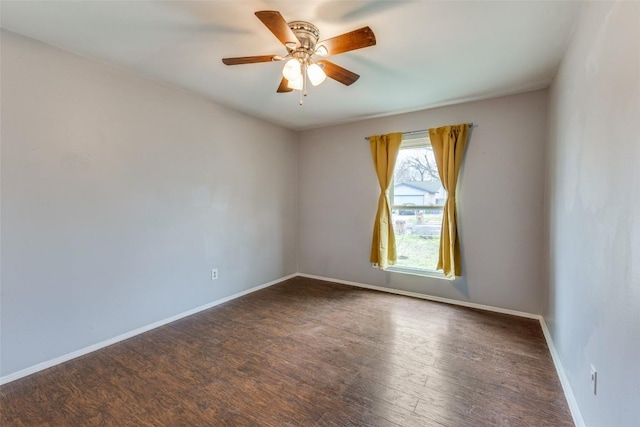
[222,55,276,65]
[255,11,300,47]
[277,77,293,93]
[317,60,360,86]
[317,26,376,56]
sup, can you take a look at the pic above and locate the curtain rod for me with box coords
[364,123,475,140]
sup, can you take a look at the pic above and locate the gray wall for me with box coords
[0,31,298,377]
[298,90,548,314]
[545,1,640,426]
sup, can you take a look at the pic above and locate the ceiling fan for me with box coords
[222,11,376,104]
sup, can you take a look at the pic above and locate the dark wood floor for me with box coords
[1,277,573,426]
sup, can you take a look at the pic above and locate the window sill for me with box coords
[385,265,454,280]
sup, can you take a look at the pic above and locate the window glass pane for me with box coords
[392,141,445,271]
[392,209,442,270]
[393,145,443,207]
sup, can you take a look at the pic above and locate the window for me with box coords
[390,134,445,274]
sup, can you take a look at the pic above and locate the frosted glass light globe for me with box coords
[307,63,326,86]
[282,59,301,81]
[287,76,303,90]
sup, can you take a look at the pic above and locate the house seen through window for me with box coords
[391,135,444,272]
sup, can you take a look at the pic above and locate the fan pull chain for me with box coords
[301,62,308,105]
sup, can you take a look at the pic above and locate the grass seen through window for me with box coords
[392,211,442,270]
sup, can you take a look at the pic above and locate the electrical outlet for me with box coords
[590,365,597,395]
[211,268,218,280]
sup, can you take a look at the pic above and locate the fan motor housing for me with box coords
[288,21,319,50]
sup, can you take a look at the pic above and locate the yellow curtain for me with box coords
[429,124,469,278]
[369,132,403,269]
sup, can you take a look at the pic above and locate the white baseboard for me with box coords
[0,273,297,385]
[296,272,540,319]
[539,318,585,427]
[297,272,584,427]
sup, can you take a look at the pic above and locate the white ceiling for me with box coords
[0,1,582,131]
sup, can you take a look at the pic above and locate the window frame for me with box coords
[387,134,452,280]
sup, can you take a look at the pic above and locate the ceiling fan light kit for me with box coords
[222,11,376,105]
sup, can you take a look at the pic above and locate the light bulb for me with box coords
[287,76,303,90]
[282,59,301,81]
[307,63,327,86]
